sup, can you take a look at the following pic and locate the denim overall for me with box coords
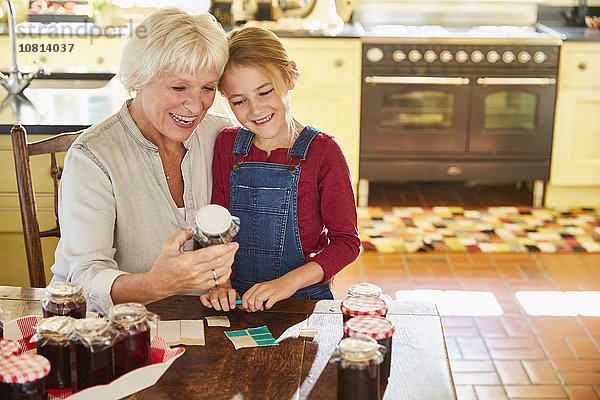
[229,126,334,300]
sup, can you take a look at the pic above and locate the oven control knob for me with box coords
[455,50,468,63]
[440,50,453,63]
[486,50,500,63]
[366,47,384,63]
[533,51,547,64]
[424,50,437,63]
[392,50,406,63]
[518,51,531,63]
[502,51,516,63]
[408,50,422,62]
[471,50,484,63]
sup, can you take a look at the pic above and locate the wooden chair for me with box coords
[11,124,82,288]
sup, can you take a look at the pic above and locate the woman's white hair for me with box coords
[119,7,228,93]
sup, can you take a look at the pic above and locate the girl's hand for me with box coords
[199,283,239,311]
[241,276,298,312]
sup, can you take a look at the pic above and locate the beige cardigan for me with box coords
[51,101,233,313]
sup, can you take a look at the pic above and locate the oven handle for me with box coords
[364,76,470,85]
[476,77,557,86]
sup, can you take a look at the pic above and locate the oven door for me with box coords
[469,76,557,153]
[361,75,470,153]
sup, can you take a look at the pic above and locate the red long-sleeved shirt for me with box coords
[211,127,361,283]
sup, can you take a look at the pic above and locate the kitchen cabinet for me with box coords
[283,38,362,185]
[546,42,600,207]
[0,35,121,72]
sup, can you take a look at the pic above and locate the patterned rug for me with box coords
[358,207,600,253]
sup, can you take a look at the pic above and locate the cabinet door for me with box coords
[282,38,361,184]
[550,87,600,185]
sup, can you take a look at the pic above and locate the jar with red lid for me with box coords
[34,316,74,390]
[108,303,155,377]
[340,295,389,324]
[69,318,118,392]
[335,337,383,400]
[0,338,20,359]
[344,315,395,386]
[346,282,383,299]
[42,282,87,319]
[0,353,51,400]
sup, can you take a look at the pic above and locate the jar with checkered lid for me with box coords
[340,295,389,323]
[335,337,383,400]
[346,282,383,299]
[108,303,154,377]
[69,318,118,392]
[344,315,395,387]
[34,316,74,390]
[0,338,19,359]
[42,281,87,319]
[0,353,51,400]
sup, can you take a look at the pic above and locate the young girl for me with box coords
[200,27,360,312]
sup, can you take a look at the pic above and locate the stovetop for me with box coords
[361,24,563,46]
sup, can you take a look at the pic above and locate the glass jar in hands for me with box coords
[191,204,240,248]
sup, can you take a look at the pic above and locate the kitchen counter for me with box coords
[0,76,128,135]
[538,24,600,42]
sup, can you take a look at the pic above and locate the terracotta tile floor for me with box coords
[331,183,600,400]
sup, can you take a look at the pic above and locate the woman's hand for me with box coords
[149,229,238,295]
[199,281,239,311]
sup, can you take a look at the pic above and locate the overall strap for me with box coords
[232,128,255,169]
[289,126,319,159]
[232,128,255,156]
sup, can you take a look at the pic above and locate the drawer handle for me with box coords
[97,57,105,65]
[578,62,587,70]
[39,56,47,63]
[334,59,343,67]
[447,166,462,176]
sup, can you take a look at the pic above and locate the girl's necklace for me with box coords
[163,147,184,180]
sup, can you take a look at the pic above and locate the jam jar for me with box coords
[344,315,396,387]
[347,282,383,299]
[0,353,51,400]
[0,338,20,359]
[336,337,383,400]
[69,318,118,392]
[340,295,389,324]
[191,204,240,248]
[108,303,154,377]
[42,282,87,319]
[34,316,74,390]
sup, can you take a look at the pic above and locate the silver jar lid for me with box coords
[45,281,83,298]
[195,204,232,236]
[108,302,148,325]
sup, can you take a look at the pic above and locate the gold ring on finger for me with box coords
[212,269,218,280]
[214,277,220,287]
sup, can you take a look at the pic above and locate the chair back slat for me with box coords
[10,124,82,288]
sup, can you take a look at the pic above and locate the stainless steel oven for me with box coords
[359,30,562,206]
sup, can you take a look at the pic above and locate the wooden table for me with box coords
[0,286,457,399]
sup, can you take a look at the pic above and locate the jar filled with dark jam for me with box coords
[0,338,19,359]
[347,282,383,299]
[69,318,118,392]
[108,303,153,377]
[340,295,389,324]
[34,316,74,390]
[0,353,51,400]
[336,337,383,400]
[42,282,87,319]
[344,315,396,387]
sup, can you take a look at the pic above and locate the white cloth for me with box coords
[51,101,233,313]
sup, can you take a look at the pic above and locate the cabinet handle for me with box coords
[334,59,343,67]
[578,62,587,70]
[447,166,462,176]
[39,56,47,63]
[97,57,105,65]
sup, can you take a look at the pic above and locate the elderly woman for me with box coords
[51,7,238,313]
